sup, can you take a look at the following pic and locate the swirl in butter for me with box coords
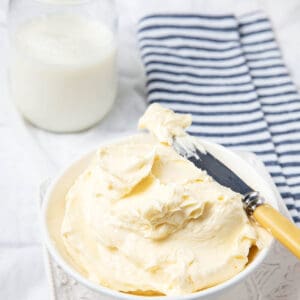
[61,104,270,295]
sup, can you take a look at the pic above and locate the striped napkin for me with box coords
[137,11,300,225]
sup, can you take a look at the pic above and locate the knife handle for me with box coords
[253,204,300,259]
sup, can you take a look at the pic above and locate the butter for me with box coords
[138,103,192,145]
[60,104,269,295]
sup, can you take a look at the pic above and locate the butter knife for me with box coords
[173,137,300,259]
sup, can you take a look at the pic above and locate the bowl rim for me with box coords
[41,135,278,300]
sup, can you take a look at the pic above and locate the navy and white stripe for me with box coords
[137,11,300,225]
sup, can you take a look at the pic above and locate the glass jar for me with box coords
[8,0,118,132]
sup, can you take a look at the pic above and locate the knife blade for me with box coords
[173,138,253,195]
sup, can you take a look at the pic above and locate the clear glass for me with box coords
[8,0,118,132]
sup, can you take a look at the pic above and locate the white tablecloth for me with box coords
[1,1,300,299]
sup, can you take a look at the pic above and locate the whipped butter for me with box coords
[60,104,269,295]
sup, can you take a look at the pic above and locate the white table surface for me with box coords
[1,1,300,299]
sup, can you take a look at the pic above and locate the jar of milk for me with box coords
[8,0,117,132]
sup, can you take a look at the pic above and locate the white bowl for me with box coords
[41,135,278,300]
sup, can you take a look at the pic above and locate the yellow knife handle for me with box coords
[253,204,300,259]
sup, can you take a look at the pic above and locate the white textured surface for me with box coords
[1,0,300,299]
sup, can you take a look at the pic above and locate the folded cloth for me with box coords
[137,11,300,225]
